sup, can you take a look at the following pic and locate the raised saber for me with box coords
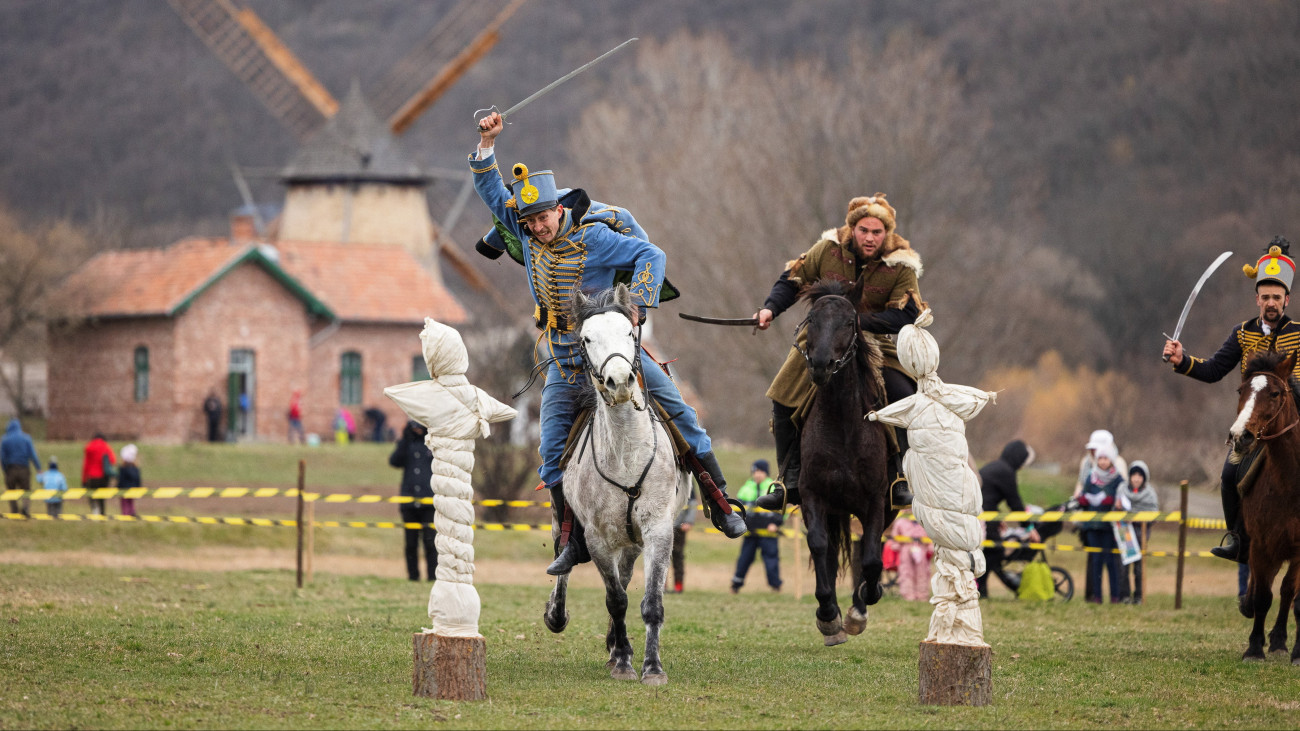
[474,38,638,128]
[1163,251,1233,362]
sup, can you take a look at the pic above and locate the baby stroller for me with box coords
[998,503,1075,601]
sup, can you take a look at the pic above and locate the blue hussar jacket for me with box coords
[0,418,40,470]
[469,150,667,377]
[1173,315,1300,382]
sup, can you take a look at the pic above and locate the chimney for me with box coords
[230,212,258,244]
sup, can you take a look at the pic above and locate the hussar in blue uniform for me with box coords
[1163,237,1300,563]
[470,111,747,575]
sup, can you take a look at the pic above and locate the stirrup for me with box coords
[889,476,913,509]
[1210,532,1247,564]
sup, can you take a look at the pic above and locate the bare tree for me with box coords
[0,203,93,415]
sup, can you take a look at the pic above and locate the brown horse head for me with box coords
[801,279,861,387]
[1230,349,1300,457]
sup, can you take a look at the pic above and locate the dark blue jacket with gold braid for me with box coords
[469,150,666,373]
[1174,315,1300,382]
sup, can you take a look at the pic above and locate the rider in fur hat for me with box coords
[1163,236,1300,563]
[754,194,923,511]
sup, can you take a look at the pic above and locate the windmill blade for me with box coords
[374,0,528,135]
[167,0,338,139]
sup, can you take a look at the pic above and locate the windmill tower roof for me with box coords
[280,82,428,185]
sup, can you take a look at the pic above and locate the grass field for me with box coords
[3,441,1287,729]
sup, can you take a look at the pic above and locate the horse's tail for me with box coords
[809,512,854,579]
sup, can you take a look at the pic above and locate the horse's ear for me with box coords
[570,288,592,324]
[614,282,633,312]
[1280,349,1298,379]
[848,273,866,306]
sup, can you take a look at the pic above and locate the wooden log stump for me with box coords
[918,640,991,706]
[413,633,487,701]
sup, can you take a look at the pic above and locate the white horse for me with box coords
[542,284,688,685]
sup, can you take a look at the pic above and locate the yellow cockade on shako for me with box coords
[1243,245,1288,279]
[513,162,540,206]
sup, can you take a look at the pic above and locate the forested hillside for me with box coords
[2,0,1297,476]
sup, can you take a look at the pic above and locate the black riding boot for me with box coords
[1210,461,1249,563]
[546,482,591,576]
[888,451,913,509]
[757,402,800,510]
[690,451,748,539]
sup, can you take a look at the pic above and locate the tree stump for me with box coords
[918,640,991,706]
[413,633,487,701]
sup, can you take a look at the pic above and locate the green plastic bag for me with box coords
[1017,556,1055,601]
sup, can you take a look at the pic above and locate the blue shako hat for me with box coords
[510,163,559,218]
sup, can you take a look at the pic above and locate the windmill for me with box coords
[166,0,524,303]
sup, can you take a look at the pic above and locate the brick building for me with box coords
[46,236,466,443]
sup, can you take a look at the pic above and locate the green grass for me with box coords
[2,563,1297,730]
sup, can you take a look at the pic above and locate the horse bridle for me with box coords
[793,295,861,378]
[1247,371,1300,442]
[575,305,657,542]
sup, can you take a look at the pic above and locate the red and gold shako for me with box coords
[510,163,559,218]
[1243,236,1295,292]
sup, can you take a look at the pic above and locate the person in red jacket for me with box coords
[81,433,116,516]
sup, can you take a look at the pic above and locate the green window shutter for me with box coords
[133,346,150,402]
[412,354,431,381]
[340,351,362,405]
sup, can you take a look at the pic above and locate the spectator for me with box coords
[1077,441,1127,604]
[37,456,67,517]
[81,432,116,516]
[668,482,700,593]
[389,420,437,581]
[1072,429,1128,498]
[730,460,783,594]
[976,439,1038,598]
[364,407,388,442]
[202,391,223,443]
[117,444,141,518]
[887,512,933,601]
[334,408,356,444]
[1119,460,1159,604]
[287,390,305,444]
[1,417,41,517]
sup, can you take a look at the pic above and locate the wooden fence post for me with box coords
[296,459,305,589]
[1175,479,1188,610]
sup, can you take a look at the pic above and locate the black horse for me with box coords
[796,279,896,645]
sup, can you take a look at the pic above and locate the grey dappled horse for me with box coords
[542,285,688,685]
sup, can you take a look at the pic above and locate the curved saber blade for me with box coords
[1164,250,1232,361]
[474,38,638,127]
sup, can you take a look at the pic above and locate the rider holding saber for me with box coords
[1163,237,1300,563]
[469,112,748,576]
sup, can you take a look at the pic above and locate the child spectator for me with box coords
[667,483,699,593]
[117,444,141,517]
[1077,442,1127,603]
[1119,460,1159,604]
[37,456,68,518]
[887,512,933,601]
[730,460,783,594]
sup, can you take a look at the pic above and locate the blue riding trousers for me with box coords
[537,352,710,487]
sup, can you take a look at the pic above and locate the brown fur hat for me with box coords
[845,193,897,233]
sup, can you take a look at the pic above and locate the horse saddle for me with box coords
[558,398,691,471]
[1233,444,1266,497]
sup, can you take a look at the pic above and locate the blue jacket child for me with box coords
[37,458,68,504]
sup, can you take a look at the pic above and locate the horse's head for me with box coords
[800,280,860,387]
[1230,349,1300,456]
[572,284,643,408]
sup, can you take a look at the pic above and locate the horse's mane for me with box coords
[1243,349,1300,412]
[570,286,636,329]
[801,278,853,304]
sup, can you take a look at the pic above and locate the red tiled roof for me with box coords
[275,240,467,324]
[57,238,250,317]
[58,238,467,325]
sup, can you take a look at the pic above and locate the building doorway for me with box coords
[227,348,256,440]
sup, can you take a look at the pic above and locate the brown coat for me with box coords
[766,228,922,409]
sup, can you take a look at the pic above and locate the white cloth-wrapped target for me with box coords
[868,308,995,647]
[384,318,516,638]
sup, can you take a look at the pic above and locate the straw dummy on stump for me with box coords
[867,308,996,706]
[385,318,517,701]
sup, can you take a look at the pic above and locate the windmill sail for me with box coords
[167,0,338,138]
